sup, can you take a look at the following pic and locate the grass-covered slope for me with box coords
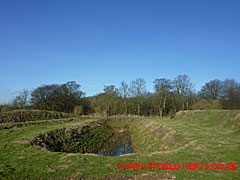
[108,118,188,153]
[174,110,240,129]
[0,110,73,123]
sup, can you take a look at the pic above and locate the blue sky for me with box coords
[0,0,240,103]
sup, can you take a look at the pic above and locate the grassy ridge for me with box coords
[0,110,73,123]
[0,118,74,130]
[174,110,240,129]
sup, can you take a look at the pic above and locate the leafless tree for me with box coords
[129,78,146,116]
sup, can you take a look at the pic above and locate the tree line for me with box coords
[1,75,240,116]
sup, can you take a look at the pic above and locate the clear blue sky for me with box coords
[0,0,240,103]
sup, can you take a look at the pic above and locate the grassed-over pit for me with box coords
[31,120,134,156]
[31,118,187,156]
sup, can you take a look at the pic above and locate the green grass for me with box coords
[0,110,240,179]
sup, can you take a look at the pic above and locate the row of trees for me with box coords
[1,75,240,116]
[91,75,196,117]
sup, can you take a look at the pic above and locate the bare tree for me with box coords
[119,81,129,116]
[221,79,240,109]
[129,78,146,116]
[199,79,222,100]
[101,85,119,116]
[12,89,30,109]
[173,75,195,110]
[153,78,172,117]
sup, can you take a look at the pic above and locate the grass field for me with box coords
[0,110,240,179]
